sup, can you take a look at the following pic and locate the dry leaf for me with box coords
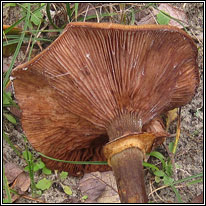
[12,172,31,194]
[135,8,156,25]
[79,171,120,203]
[11,172,30,202]
[4,162,23,184]
[4,163,30,202]
[79,171,106,202]
[96,171,120,203]
[153,3,189,28]
[136,13,156,25]
[166,108,178,130]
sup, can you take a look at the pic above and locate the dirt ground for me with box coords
[3,3,203,203]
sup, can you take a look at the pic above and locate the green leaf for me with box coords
[155,176,161,183]
[60,171,68,181]
[22,150,33,162]
[143,161,159,171]
[82,195,88,200]
[24,165,29,172]
[31,10,43,25]
[33,164,40,172]
[154,170,165,177]
[149,151,166,169]
[36,178,52,190]
[3,91,12,105]
[42,167,52,175]
[62,185,72,195]
[157,11,171,25]
[4,113,16,124]
[165,162,173,177]
[36,190,42,196]
[35,160,45,169]
[163,175,174,186]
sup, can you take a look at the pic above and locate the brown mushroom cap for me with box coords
[12,22,199,175]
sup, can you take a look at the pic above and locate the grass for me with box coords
[3,2,203,203]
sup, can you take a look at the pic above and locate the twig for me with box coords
[22,34,32,62]
[21,195,46,203]
[149,179,157,202]
[83,5,90,22]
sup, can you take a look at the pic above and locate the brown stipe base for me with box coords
[110,147,147,203]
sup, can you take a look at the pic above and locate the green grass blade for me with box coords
[3,37,52,47]
[170,184,183,203]
[46,3,60,29]
[130,8,135,25]
[74,3,79,21]
[66,3,72,22]
[187,178,203,186]
[3,4,31,89]
[38,152,108,165]
[28,20,42,61]
[173,173,203,185]
[27,29,62,33]
[149,151,166,169]
[4,17,26,34]
[3,166,12,203]
[143,161,159,171]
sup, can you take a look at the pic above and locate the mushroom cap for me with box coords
[12,23,199,175]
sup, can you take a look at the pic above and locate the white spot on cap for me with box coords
[22,67,28,70]
[86,53,90,58]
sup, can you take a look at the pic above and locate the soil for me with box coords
[3,3,204,204]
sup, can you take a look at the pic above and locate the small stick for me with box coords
[21,195,46,203]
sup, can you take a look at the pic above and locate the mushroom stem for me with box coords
[110,147,147,203]
[103,133,156,203]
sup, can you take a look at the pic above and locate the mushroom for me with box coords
[11,22,199,203]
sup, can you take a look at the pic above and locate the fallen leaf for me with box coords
[136,13,156,25]
[10,172,31,202]
[4,162,23,184]
[79,171,106,202]
[153,3,189,28]
[166,108,178,131]
[79,171,120,203]
[12,172,31,194]
[135,8,156,25]
[96,171,120,203]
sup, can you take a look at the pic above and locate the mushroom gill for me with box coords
[11,22,199,203]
